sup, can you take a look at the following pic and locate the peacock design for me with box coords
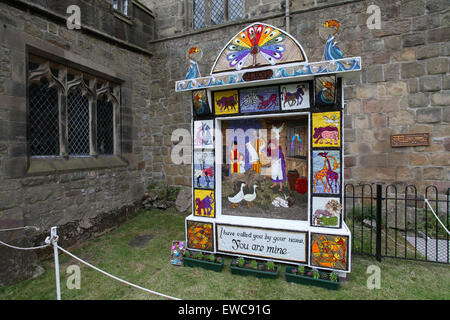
[226,24,286,70]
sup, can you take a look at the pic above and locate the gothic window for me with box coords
[210,0,225,25]
[228,0,244,21]
[29,77,60,156]
[97,95,115,155]
[67,87,90,155]
[193,0,206,29]
[193,0,244,30]
[27,55,120,158]
[113,0,129,16]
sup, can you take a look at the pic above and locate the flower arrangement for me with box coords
[230,257,279,279]
[285,265,340,290]
[182,250,225,272]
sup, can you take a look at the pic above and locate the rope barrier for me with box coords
[55,244,181,300]
[0,226,181,300]
[0,240,49,251]
[0,226,40,232]
[0,239,50,251]
[0,226,48,250]
[424,198,450,236]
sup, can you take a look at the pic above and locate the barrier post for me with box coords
[51,226,61,300]
[376,185,382,262]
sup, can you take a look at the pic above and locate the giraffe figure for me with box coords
[314,152,339,193]
[325,155,339,193]
[314,157,331,193]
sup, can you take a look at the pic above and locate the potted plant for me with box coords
[285,265,340,290]
[230,258,279,279]
[182,250,224,272]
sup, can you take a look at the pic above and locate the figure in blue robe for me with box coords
[324,35,343,61]
[185,59,200,79]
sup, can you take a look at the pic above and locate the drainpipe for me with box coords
[285,0,290,34]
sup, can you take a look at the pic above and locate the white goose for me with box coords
[228,183,245,208]
[244,185,258,207]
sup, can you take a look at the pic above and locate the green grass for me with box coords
[0,208,449,300]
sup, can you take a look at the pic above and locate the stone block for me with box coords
[420,76,441,92]
[427,58,449,75]
[401,62,425,79]
[423,167,444,180]
[430,153,450,166]
[392,48,416,62]
[389,110,415,126]
[444,108,450,123]
[425,0,449,13]
[402,32,425,47]
[408,79,419,94]
[428,27,450,43]
[379,98,400,113]
[409,153,429,166]
[384,64,400,82]
[396,166,415,181]
[400,0,425,17]
[412,14,442,31]
[431,91,450,105]
[363,99,379,113]
[388,152,410,165]
[344,128,355,142]
[2,157,27,178]
[443,75,450,90]
[408,93,429,108]
[444,137,450,152]
[359,154,387,168]
[371,114,387,128]
[416,108,442,123]
[356,85,377,99]
[365,65,384,83]
[416,45,440,60]
[384,36,402,50]
[386,81,408,96]
[372,51,390,65]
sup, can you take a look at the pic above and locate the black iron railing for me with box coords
[344,184,450,264]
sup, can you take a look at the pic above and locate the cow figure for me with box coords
[217,95,238,112]
[313,126,339,145]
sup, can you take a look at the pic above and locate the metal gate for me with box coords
[344,184,450,264]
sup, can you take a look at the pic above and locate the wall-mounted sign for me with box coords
[243,69,274,82]
[391,133,430,147]
[216,224,307,263]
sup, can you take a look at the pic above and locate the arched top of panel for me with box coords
[210,22,308,75]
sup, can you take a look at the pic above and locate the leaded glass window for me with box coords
[67,88,90,155]
[193,0,206,29]
[29,78,60,156]
[193,0,244,29]
[27,55,120,158]
[97,95,114,155]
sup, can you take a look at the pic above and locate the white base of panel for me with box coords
[185,214,352,273]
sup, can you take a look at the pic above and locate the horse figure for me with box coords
[282,85,305,107]
[257,94,278,109]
